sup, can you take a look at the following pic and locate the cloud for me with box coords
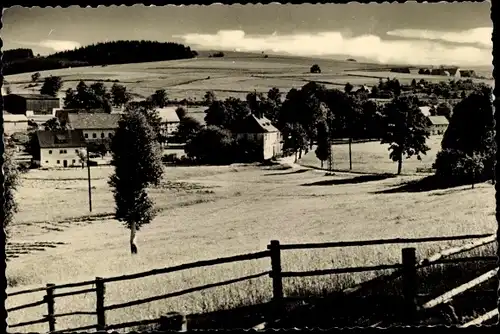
[386,27,492,48]
[14,39,81,52]
[38,39,81,52]
[175,30,491,66]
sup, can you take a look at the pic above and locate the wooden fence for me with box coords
[6,233,497,332]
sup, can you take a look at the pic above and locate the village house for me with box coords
[3,93,61,115]
[232,114,282,161]
[67,113,122,143]
[156,107,181,138]
[55,108,108,125]
[3,113,29,135]
[426,116,449,135]
[34,129,87,168]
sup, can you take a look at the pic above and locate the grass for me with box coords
[6,157,496,332]
[5,52,493,102]
[299,135,443,175]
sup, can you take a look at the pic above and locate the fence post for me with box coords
[402,247,418,325]
[268,240,283,323]
[96,277,106,331]
[269,240,283,301]
[45,283,56,332]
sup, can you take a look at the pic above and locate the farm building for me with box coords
[3,113,29,135]
[156,107,182,137]
[34,129,87,168]
[3,94,61,115]
[426,116,449,135]
[67,113,122,143]
[232,114,282,161]
[55,108,107,125]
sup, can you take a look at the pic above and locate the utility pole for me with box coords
[349,137,353,171]
[87,147,92,212]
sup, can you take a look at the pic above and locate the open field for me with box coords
[6,160,496,332]
[4,53,494,102]
[299,136,443,175]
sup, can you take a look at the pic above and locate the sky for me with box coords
[1,2,493,66]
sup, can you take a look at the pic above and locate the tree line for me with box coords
[2,40,198,76]
[177,80,494,181]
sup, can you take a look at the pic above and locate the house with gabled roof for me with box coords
[155,106,182,138]
[67,113,122,143]
[426,116,449,135]
[232,114,282,160]
[35,130,87,168]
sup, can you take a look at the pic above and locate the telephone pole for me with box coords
[87,147,92,212]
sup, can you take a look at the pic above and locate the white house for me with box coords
[3,113,29,135]
[426,116,449,135]
[35,130,87,168]
[156,107,181,137]
[67,113,122,142]
[233,114,282,161]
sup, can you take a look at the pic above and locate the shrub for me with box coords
[310,64,321,74]
[184,126,235,165]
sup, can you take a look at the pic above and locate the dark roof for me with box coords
[36,130,87,148]
[233,114,279,134]
[9,93,60,100]
[68,113,122,130]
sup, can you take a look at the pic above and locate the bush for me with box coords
[211,51,225,58]
[433,149,490,184]
[232,137,262,162]
[184,126,235,165]
[310,64,321,74]
[162,153,178,163]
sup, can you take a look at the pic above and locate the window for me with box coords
[100,132,105,138]
[60,150,64,154]
[72,159,76,164]
[48,150,52,154]
[57,160,60,164]
[75,149,79,153]
[93,133,97,138]
[85,133,89,138]
[45,161,49,163]
[108,133,113,138]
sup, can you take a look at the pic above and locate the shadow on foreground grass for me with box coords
[264,169,310,176]
[136,243,497,331]
[301,173,395,186]
[372,175,491,194]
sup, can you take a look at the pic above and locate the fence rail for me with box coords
[7,233,496,332]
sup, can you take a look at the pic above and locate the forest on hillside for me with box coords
[3,40,198,76]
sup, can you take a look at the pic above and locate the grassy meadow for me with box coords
[299,136,443,175]
[4,52,494,102]
[6,158,496,331]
